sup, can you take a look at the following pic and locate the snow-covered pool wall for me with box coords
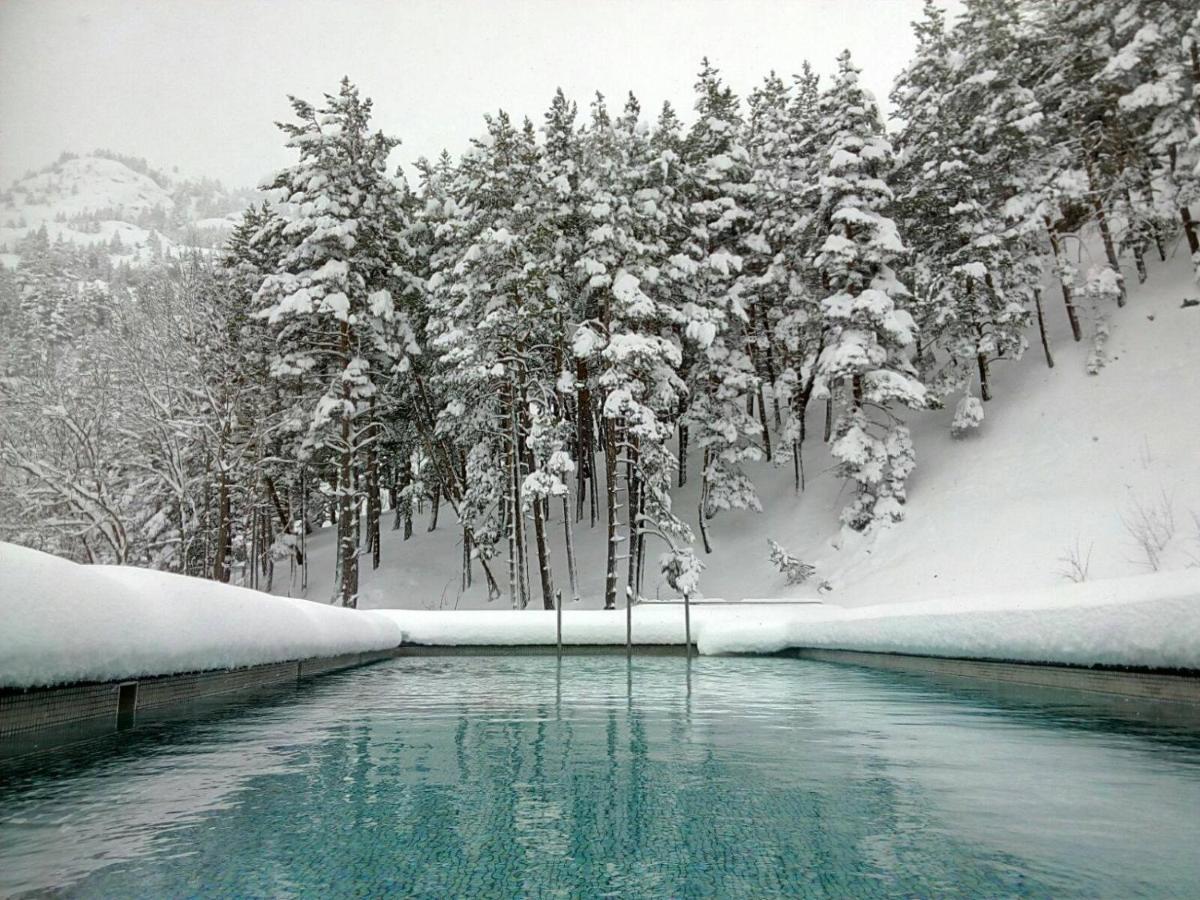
[696,570,1200,671]
[0,542,404,690]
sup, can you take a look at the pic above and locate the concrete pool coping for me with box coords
[4,644,1198,755]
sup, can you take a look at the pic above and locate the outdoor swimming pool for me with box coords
[2,655,1199,897]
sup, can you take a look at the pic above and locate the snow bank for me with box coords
[381,604,773,647]
[0,542,403,689]
[383,571,1200,671]
[700,570,1200,670]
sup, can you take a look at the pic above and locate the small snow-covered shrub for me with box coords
[1057,537,1093,583]
[1121,489,1176,571]
[661,547,704,598]
[952,394,984,437]
[767,539,815,585]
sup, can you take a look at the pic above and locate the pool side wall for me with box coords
[781,648,1200,704]
[0,649,396,753]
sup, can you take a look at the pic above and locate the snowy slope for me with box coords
[0,542,403,689]
[0,153,252,267]
[281,252,1200,612]
[3,156,173,221]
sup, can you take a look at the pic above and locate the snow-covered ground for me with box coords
[283,251,1200,612]
[378,569,1200,670]
[0,542,402,689]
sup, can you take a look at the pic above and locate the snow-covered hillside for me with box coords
[0,152,254,269]
[279,252,1200,612]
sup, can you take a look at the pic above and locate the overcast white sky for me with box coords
[0,0,955,189]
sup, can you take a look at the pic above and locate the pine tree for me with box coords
[256,79,414,607]
[811,51,927,529]
[674,59,763,553]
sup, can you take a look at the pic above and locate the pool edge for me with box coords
[0,648,399,756]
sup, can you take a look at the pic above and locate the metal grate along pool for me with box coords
[2,654,1198,897]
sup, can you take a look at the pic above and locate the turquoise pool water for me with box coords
[2,655,1199,898]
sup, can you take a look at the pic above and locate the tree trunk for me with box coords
[427,484,440,532]
[510,381,529,609]
[1181,206,1200,257]
[697,448,713,555]
[761,323,781,429]
[1033,286,1054,369]
[1082,141,1126,305]
[677,421,688,487]
[756,382,772,462]
[212,464,231,583]
[532,496,555,610]
[263,474,302,565]
[338,441,357,608]
[603,417,619,610]
[506,491,517,609]
[625,435,641,603]
[408,364,501,600]
[575,357,592,523]
[977,353,992,402]
[1124,188,1148,284]
[562,494,580,603]
[462,527,473,591]
[338,322,358,609]
[823,396,833,443]
[366,416,381,571]
[1045,219,1082,342]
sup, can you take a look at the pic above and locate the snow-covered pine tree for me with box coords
[570,92,698,606]
[256,79,415,607]
[893,0,1037,423]
[1096,0,1200,282]
[810,50,927,529]
[674,59,763,552]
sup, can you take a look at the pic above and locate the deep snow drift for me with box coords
[281,252,1200,612]
[0,542,402,689]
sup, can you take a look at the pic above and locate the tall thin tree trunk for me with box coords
[427,484,440,532]
[760,316,781,429]
[697,448,713,555]
[575,357,591,523]
[756,382,772,461]
[338,322,358,608]
[1046,218,1082,342]
[561,493,580,603]
[625,435,641,602]
[299,467,308,592]
[1082,140,1126,305]
[1033,286,1054,369]
[510,381,529,609]
[603,417,619,610]
[677,420,688,487]
[366,413,381,571]
[1124,188,1148,284]
[977,353,992,402]
[1181,206,1200,257]
[212,463,231,583]
[506,492,517,609]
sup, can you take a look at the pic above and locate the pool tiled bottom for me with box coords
[2,655,1199,897]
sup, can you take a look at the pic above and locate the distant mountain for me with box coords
[0,151,258,269]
